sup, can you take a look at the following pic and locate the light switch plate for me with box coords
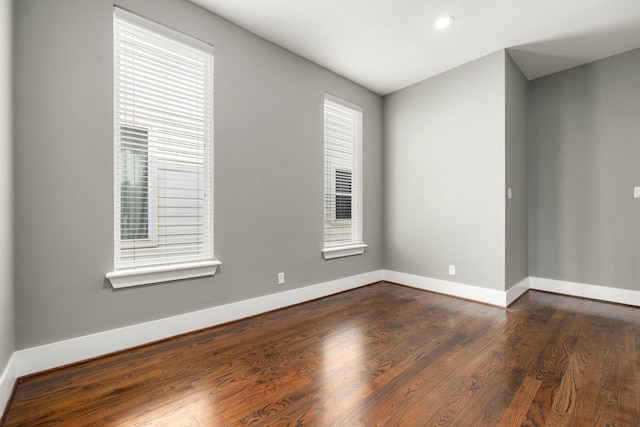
[635,187,640,198]
[507,188,513,199]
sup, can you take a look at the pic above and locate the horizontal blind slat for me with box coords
[323,96,361,248]
[114,7,214,270]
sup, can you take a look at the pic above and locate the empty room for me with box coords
[1,0,640,425]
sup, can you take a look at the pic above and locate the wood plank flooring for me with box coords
[2,282,639,426]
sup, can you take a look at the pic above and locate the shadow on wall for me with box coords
[508,22,640,80]
[527,46,640,290]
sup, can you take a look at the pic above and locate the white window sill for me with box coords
[322,244,368,260]
[106,260,221,289]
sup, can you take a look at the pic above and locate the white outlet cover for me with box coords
[635,187,640,198]
[448,265,456,276]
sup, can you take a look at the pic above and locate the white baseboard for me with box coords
[0,353,16,418]
[506,277,530,305]
[5,271,638,415]
[530,276,640,307]
[13,270,384,379]
[383,270,527,308]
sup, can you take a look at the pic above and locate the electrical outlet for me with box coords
[635,187,640,199]
[448,265,456,276]
[507,188,513,199]
[278,272,285,285]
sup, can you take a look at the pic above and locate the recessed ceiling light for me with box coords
[435,16,455,30]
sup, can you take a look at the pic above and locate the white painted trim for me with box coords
[0,353,16,417]
[106,260,221,288]
[14,270,384,378]
[322,244,368,259]
[383,270,512,307]
[530,277,640,307]
[9,271,639,405]
[506,277,530,306]
[383,270,530,308]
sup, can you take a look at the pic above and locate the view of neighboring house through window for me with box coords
[108,7,218,288]
[334,169,352,220]
[120,125,150,241]
[322,94,367,259]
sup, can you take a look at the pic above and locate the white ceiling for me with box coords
[189,0,640,95]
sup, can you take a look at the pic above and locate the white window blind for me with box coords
[111,8,215,280]
[323,94,366,258]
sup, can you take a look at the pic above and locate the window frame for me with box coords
[322,94,367,260]
[106,7,220,288]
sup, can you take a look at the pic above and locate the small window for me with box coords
[322,94,367,259]
[107,8,220,288]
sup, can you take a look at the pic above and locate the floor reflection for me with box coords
[318,321,369,425]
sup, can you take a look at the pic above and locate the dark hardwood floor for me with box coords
[2,282,639,426]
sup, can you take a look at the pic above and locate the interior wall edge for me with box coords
[382,270,527,308]
[0,353,16,418]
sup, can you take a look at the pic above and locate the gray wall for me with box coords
[0,0,14,370]
[528,48,640,291]
[505,53,528,289]
[14,0,383,349]
[384,51,506,291]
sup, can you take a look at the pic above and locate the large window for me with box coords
[107,8,219,288]
[322,94,367,259]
